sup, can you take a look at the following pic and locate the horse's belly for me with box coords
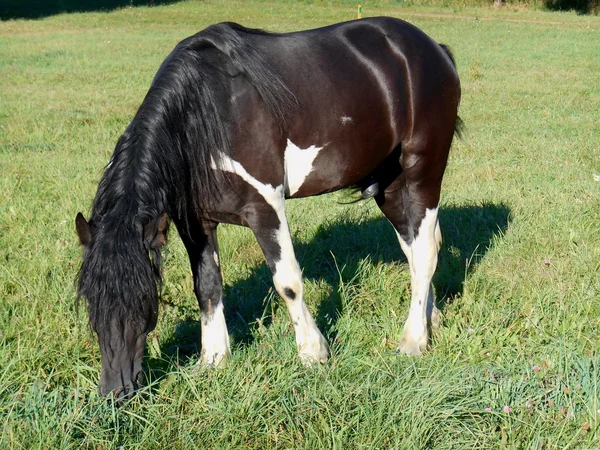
[283,136,389,199]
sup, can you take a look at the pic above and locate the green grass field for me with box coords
[1,0,599,448]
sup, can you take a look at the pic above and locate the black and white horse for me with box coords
[76,17,462,398]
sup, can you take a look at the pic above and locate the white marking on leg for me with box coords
[431,219,443,330]
[340,116,353,125]
[200,302,230,367]
[213,251,219,267]
[272,222,329,365]
[394,229,412,267]
[284,139,323,196]
[395,207,440,355]
[214,153,329,364]
[435,220,442,249]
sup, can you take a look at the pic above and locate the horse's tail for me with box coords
[439,43,457,68]
[438,43,464,139]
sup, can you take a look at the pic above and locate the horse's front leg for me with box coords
[181,221,230,367]
[248,191,330,365]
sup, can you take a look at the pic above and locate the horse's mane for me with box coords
[93,22,296,228]
[78,23,297,348]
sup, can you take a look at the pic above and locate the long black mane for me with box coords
[94,22,296,228]
[78,23,297,347]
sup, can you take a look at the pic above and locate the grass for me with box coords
[1,0,599,448]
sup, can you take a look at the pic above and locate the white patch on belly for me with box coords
[341,116,353,125]
[284,139,323,196]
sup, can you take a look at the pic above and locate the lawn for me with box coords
[1,0,599,448]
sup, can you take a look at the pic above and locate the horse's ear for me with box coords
[144,212,169,250]
[76,212,92,247]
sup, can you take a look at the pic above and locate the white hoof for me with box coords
[397,330,427,356]
[199,348,230,369]
[298,333,330,366]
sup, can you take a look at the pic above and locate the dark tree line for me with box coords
[0,0,179,20]
[543,0,599,13]
[1,0,597,21]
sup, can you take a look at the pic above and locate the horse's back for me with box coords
[223,18,459,198]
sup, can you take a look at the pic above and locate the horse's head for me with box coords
[75,212,168,398]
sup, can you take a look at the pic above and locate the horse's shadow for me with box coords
[149,202,510,374]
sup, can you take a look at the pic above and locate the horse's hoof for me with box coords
[397,335,426,356]
[299,351,329,366]
[298,336,330,366]
[361,182,379,199]
[194,349,229,373]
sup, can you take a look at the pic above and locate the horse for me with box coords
[76,17,462,398]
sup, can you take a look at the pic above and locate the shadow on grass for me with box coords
[0,0,181,20]
[149,201,510,376]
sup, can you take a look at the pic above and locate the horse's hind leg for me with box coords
[247,190,329,365]
[376,167,444,356]
[181,222,230,367]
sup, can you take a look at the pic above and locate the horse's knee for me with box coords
[273,259,303,302]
